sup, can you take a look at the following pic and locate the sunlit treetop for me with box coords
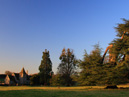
[115,18,129,37]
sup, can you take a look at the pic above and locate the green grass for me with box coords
[0,89,129,97]
[0,86,129,97]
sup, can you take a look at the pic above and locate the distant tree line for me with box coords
[30,19,129,86]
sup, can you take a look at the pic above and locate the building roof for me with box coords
[8,75,17,83]
[14,73,19,80]
[20,67,26,75]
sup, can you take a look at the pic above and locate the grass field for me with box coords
[0,86,129,97]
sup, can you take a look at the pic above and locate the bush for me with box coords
[30,74,40,86]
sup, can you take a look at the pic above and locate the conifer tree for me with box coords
[105,19,129,85]
[78,19,129,86]
[111,19,129,65]
[79,43,103,85]
[39,49,52,85]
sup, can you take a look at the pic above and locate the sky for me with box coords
[0,0,129,74]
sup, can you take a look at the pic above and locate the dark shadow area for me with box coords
[105,85,118,89]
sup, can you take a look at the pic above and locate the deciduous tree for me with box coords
[57,48,77,86]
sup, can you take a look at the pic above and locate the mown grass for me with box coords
[0,86,129,97]
[0,89,129,97]
[0,86,105,91]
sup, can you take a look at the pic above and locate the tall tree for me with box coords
[39,49,52,85]
[57,48,77,86]
[79,19,129,86]
[79,43,103,85]
[111,19,129,65]
[101,19,129,86]
[105,19,129,85]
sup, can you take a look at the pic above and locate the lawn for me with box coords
[0,86,129,97]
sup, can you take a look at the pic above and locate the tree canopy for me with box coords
[79,19,129,86]
[30,18,129,86]
[78,44,104,85]
[57,48,77,86]
[39,49,52,85]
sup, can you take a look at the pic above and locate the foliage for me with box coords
[30,74,40,85]
[115,18,129,37]
[107,19,129,84]
[39,49,52,85]
[50,74,64,86]
[57,48,77,86]
[5,71,12,75]
[78,19,129,86]
[101,63,129,85]
[78,43,103,85]
[111,19,129,64]
[79,44,129,86]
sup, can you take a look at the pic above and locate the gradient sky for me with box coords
[0,0,129,74]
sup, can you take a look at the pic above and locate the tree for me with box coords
[78,27,129,86]
[5,71,12,75]
[78,43,104,85]
[100,19,129,86]
[104,19,129,85]
[57,48,77,86]
[39,49,52,85]
[50,74,64,86]
[102,63,129,86]
[30,74,40,85]
[111,19,129,65]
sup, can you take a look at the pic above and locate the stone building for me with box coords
[4,68,30,85]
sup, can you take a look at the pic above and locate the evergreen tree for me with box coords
[79,43,104,85]
[57,48,77,86]
[78,19,129,86]
[104,19,129,85]
[111,19,129,65]
[102,63,129,86]
[39,49,52,85]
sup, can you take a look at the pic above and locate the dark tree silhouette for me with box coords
[39,49,52,85]
[57,48,77,86]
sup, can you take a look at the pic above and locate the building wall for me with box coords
[3,68,30,85]
[5,76,10,85]
[19,73,29,85]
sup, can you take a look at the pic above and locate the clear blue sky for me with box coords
[0,0,129,74]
